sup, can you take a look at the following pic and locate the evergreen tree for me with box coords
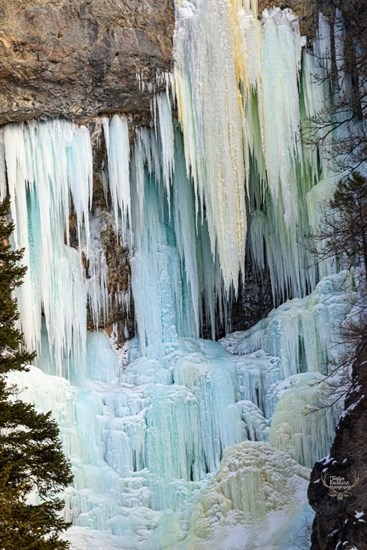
[0,196,73,549]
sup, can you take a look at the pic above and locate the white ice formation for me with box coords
[1,1,354,549]
[177,441,311,550]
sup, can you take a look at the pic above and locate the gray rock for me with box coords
[0,0,174,125]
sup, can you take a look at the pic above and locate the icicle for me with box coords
[174,1,332,302]
[174,0,247,294]
[249,210,267,274]
[152,93,175,207]
[314,13,332,76]
[3,120,91,377]
[260,8,303,227]
[102,114,130,239]
[130,128,182,357]
[86,212,110,329]
[67,125,93,254]
[173,341,244,474]
[129,121,230,353]
[334,10,352,103]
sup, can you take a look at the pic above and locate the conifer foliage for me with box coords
[0,197,73,549]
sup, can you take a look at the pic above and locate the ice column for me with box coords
[2,120,92,377]
[174,0,247,295]
[174,0,332,302]
[102,115,130,238]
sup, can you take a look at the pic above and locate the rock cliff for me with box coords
[0,0,174,125]
[5,2,367,548]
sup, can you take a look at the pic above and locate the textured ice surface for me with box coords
[174,442,311,550]
[221,271,356,380]
[6,347,309,549]
[269,372,342,468]
[173,0,332,300]
[221,271,356,465]
[1,2,351,548]
[7,265,355,548]
[3,120,91,377]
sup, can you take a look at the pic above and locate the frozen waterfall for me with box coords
[1,2,352,549]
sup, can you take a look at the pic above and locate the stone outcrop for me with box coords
[308,348,367,549]
[0,0,174,125]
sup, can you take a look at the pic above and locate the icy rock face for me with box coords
[5,271,356,549]
[0,2,353,549]
[222,272,356,384]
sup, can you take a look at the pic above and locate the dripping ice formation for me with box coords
[173,1,333,301]
[7,271,354,549]
[1,2,353,549]
[2,120,92,378]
